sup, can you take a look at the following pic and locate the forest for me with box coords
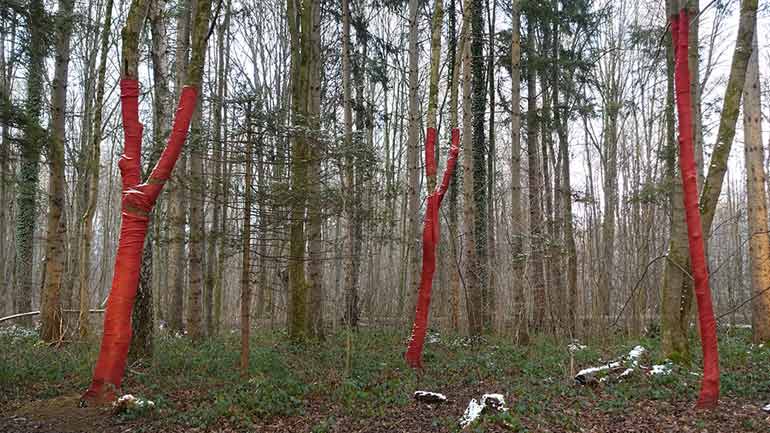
[2,0,770,431]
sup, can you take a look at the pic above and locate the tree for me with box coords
[470,0,488,334]
[742,27,770,343]
[40,0,74,342]
[342,0,358,328]
[81,0,212,405]
[660,0,758,364]
[78,0,115,339]
[241,102,254,372]
[526,16,546,334]
[14,0,46,326]
[167,0,192,333]
[405,0,420,320]
[671,6,719,409]
[286,0,321,340]
[509,0,527,341]
[446,0,466,332]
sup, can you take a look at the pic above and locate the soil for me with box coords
[2,391,769,432]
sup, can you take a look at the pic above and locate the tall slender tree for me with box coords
[742,28,770,343]
[40,0,74,342]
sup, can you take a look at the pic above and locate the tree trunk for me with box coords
[509,1,527,342]
[78,0,113,339]
[671,7,720,409]
[406,0,421,321]
[462,35,483,336]
[527,18,546,334]
[485,0,496,334]
[470,0,488,334]
[40,0,74,342]
[81,0,210,405]
[208,0,231,336]
[306,0,323,339]
[14,0,46,327]
[341,0,357,328]
[698,0,757,238]
[167,0,192,334]
[742,28,770,343]
[241,103,253,372]
[447,1,465,333]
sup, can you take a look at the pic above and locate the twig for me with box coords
[610,254,668,328]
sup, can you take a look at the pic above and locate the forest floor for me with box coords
[1,325,769,432]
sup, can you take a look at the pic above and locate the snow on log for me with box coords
[575,345,647,385]
[459,393,509,428]
[414,391,447,404]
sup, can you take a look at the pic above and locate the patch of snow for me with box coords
[426,331,441,344]
[114,394,155,411]
[459,399,484,428]
[619,368,634,377]
[481,394,508,412]
[459,394,509,427]
[568,342,587,353]
[650,364,672,375]
[762,403,770,413]
[628,345,646,362]
[576,360,621,378]
[414,391,447,403]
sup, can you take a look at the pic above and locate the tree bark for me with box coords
[470,0,488,335]
[241,103,254,372]
[167,0,192,333]
[406,0,421,321]
[40,0,74,342]
[742,28,770,343]
[14,0,46,327]
[509,1,528,342]
[526,18,546,334]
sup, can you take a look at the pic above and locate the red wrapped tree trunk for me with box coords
[405,128,460,368]
[671,9,720,409]
[80,80,198,405]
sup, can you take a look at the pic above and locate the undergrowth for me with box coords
[1,325,768,431]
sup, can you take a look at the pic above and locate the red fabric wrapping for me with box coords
[82,80,199,405]
[118,80,142,191]
[671,9,720,409]
[425,127,437,180]
[405,128,460,369]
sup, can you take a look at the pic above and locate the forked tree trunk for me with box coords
[405,0,461,361]
[81,0,211,405]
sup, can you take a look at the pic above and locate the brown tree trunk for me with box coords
[509,1,527,342]
[167,0,192,333]
[527,18,546,334]
[742,28,770,343]
[40,0,74,342]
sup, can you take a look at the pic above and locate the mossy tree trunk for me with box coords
[14,0,46,327]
